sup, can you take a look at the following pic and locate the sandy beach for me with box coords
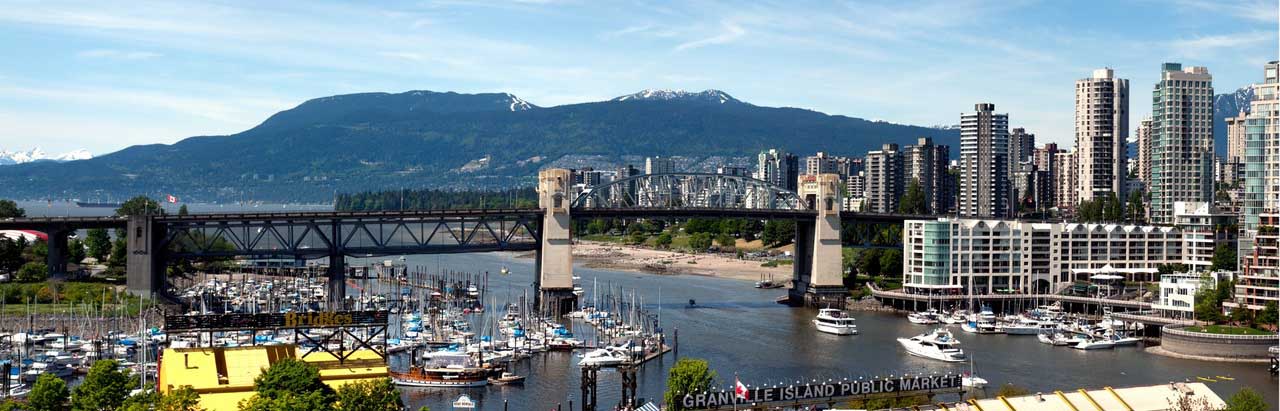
[559,241,793,283]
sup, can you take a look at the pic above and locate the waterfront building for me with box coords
[1153,273,1218,320]
[957,103,1012,218]
[1134,117,1153,186]
[864,143,904,213]
[644,156,675,175]
[1172,201,1237,272]
[1150,63,1214,224]
[902,217,1224,294]
[1236,212,1280,311]
[903,137,952,214]
[1242,61,1280,230]
[1075,68,1129,203]
[756,149,800,191]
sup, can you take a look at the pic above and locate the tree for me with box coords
[72,359,137,411]
[761,220,795,247]
[1193,279,1225,323]
[0,200,24,218]
[1211,244,1237,271]
[85,229,111,261]
[1225,387,1267,411]
[856,248,882,276]
[108,238,128,268]
[334,378,402,411]
[28,373,69,411]
[715,233,736,249]
[239,358,335,411]
[1257,302,1278,327]
[688,233,713,251]
[655,233,673,248]
[17,262,47,282]
[67,238,87,264]
[664,358,716,411]
[1125,189,1146,223]
[1101,192,1123,222]
[115,196,165,217]
[157,386,203,411]
[0,239,25,273]
[898,179,927,214]
[586,219,610,235]
[878,249,903,278]
[177,204,189,216]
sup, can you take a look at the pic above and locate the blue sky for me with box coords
[1,0,1277,155]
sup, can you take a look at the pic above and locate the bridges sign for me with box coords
[681,374,963,410]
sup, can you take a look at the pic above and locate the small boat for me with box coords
[897,328,965,362]
[907,309,940,325]
[962,374,988,389]
[1073,338,1116,350]
[1196,376,1217,383]
[577,347,629,367]
[1110,334,1141,346]
[813,308,858,335]
[488,372,526,385]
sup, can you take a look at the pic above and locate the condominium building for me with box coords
[1135,118,1153,186]
[756,149,800,191]
[1075,68,1129,202]
[957,103,1011,218]
[645,156,675,175]
[1172,201,1237,272]
[1226,112,1247,164]
[1055,150,1078,211]
[1236,213,1280,311]
[904,218,1200,294]
[806,152,839,175]
[864,143,904,213]
[1242,61,1280,230]
[1009,128,1035,175]
[904,137,952,214]
[1153,273,1216,320]
[1150,63,1214,224]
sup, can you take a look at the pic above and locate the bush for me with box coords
[16,262,47,282]
[655,233,673,248]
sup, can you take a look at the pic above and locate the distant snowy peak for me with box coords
[0,148,93,165]
[502,93,535,111]
[611,89,740,105]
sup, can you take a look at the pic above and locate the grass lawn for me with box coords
[1189,325,1273,336]
[0,303,140,316]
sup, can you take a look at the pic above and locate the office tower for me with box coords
[904,137,952,214]
[1009,127,1035,174]
[645,156,675,175]
[756,149,800,191]
[957,103,1011,218]
[1075,68,1129,202]
[806,152,839,175]
[865,144,904,213]
[1150,63,1214,224]
[1135,118,1153,186]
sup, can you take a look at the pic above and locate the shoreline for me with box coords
[518,241,793,283]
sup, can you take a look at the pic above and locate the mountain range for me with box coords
[0,148,92,166]
[0,89,958,202]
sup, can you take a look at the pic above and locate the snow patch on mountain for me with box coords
[0,148,93,165]
[611,89,739,104]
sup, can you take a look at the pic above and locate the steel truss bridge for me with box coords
[0,172,930,308]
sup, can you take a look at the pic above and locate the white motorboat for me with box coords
[1073,338,1116,350]
[1003,318,1054,335]
[813,309,858,335]
[907,309,940,325]
[1036,332,1056,345]
[897,328,965,362]
[1110,334,1141,346]
[962,375,988,389]
[577,347,628,367]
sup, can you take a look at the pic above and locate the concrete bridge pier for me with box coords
[327,222,346,309]
[44,226,71,277]
[125,216,165,298]
[537,168,578,317]
[790,174,847,308]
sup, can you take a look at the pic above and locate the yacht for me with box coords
[897,329,966,362]
[1004,318,1054,335]
[1110,333,1141,346]
[577,347,629,367]
[390,365,489,388]
[1073,337,1116,350]
[907,309,940,325]
[813,309,858,335]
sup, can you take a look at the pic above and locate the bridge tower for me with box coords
[125,216,165,297]
[537,168,578,316]
[791,173,847,308]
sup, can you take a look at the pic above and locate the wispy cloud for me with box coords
[674,20,745,51]
[1168,0,1280,23]
[600,24,653,39]
[76,49,162,60]
[1170,32,1274,59]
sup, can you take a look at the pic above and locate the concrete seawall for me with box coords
[1153,325,1278,362]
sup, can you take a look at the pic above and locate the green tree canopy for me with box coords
[178,204,190,216]
[1258,302,1278,326]
[1211,244,1237,271]
[71,359,137,411]
[1225,387,1267,411]
[898,179,926,214]
[28,373,70,411]
[239,358,335,411]
[68,238,87,264]
[715,233,736,249]
[17,261,48,282]
[655,232,673,248]
[688,232,713,251]
[115,196,165,217]
[0,200,24,218]
[334,378,402,411]
[1125,189,1146,223]
[85,228,112,261]
[761,220,795,247]
[664,358,717,411]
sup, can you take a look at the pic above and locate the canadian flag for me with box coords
[166,195,178,204]
[734,376,749,401]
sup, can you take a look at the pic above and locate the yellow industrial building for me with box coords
[156,345,387,411]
